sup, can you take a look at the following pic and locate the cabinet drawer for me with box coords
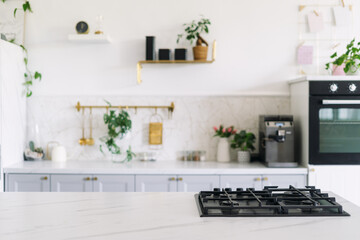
[51,174,92,192]
[7,174,50,192]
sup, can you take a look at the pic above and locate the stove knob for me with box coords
[224,188,232,192]
[213,188,220,192]
[349,83,357,92]
[330,83,338,92]
[236,188,243,192]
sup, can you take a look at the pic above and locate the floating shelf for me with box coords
[68,34,112,43]
[137,40,216,84]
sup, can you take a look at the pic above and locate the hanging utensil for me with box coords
[79,108,86,145]
[149,108,163,147]
[86,107,95,146]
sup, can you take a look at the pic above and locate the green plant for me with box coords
[325,39,360,74]
[231,130,256,152]
[1,0,41,97]
[1,0,33,16]
[177,17,211,45]
[100,101,135,162]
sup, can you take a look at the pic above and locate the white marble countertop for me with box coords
[289,75,360,84]
[0,192,358,240]
[3,160,308,175]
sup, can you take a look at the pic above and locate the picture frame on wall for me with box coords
[0,0,25,44]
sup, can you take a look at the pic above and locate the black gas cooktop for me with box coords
[195,186,350,217]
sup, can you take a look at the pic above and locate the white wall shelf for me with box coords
[68,34,112,43]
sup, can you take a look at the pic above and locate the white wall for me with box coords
[24,0,299,96]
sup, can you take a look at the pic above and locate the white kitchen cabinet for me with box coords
[177,175,219,192]
[93,175,134,192]
[262,175,306,188]
[220,174,307,190]
[136,175,177,192]
[51,174,93,192]
[136,175,220,192]
[308,165,360,207]
[7,174,50,192]
[220,175,262,190]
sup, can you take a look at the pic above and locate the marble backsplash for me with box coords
[27,96,290,162]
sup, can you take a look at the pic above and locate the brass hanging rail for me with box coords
[75,101,175,113]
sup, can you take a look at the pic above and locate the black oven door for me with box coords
[309,96,360,164]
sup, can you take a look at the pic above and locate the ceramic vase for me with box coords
[237,151,250,163]
[217,138,231,162]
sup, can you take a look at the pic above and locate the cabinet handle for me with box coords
[41,176,48,180]
[254,177,261,181]
[84,177,91,181]
[262,177,268,181]
[92,177,98,181]
[169,177,176,181]
[177,177,183,181]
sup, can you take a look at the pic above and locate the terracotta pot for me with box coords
[193,46,208,60]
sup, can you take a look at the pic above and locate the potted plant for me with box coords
[213,125,236,162]
[100,101,135,163]
[177,17,211,60]
[326,39,360,75]
[231,130,256,163]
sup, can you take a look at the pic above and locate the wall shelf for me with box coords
[136,41,216,84]
[68,34,112,43]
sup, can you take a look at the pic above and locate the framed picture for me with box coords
[0,0,25,44]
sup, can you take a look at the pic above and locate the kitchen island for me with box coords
[0,192,358,240]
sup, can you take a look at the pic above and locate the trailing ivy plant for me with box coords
[1,0,33,16]
[100,101,136,162]
[325,39,360,74]
[1,0,41,97]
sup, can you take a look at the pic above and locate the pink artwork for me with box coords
[297,45,313,65]
[307,11,324,33]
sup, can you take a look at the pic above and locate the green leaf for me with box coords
[22,1,32,13]
[34,71,42,80]
[23,58,28,65]
[330,52,337,58]
[26,91,32,97]
[13,8,17,17]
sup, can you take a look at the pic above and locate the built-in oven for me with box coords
[309,81,360,164]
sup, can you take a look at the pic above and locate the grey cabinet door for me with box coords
[220,175,262,190]
[262,175,307,188]
[51,174,92,192]
[135,175,177,192]
[7,174,50,192]
[93,175,135,192]
[177,175,219,192]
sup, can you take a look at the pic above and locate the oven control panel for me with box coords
[310,81,360,95]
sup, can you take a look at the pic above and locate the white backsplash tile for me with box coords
[27,96,290,161]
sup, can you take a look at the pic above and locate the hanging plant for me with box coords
[100,101,136,162]
[1,0,41,97]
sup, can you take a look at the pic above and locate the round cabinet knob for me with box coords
[330,83,338,92]
[349,83,357,92]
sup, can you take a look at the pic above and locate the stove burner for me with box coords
[195,185,350,217]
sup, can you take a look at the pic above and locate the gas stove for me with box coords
[195,186,350,217]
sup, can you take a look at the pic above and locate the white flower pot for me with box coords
[217,138,231,162]
[237,150,250,163]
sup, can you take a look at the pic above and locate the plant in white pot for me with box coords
[213,125,236,163]
[177,17,211,60]
[231,130,256,163]
[100,101,136,163]
[326,39,360,75]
